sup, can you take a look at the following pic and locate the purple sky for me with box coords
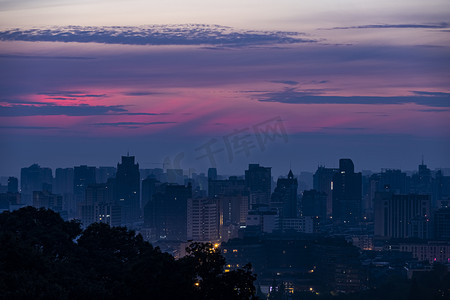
[0,2,449,177]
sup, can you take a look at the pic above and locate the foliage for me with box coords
[180,242,257,300]
[0,207,257,299]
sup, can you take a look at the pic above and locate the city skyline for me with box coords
[3,154,449,181]
[1,1,449,178]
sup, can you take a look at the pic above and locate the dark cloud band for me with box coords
[256,89,450,107]
[0,25,316,47]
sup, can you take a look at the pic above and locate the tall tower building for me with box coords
[374,192,431,239]
[33,190,63,213]
[80,183,121,228]
[20,164,53,205]
[145,183,192,241]
[207,168,217,181]
[270,170,298,219]
[7,177,18,194]
[313,166,339,217]
[116,155,140,225]
[433,208,450,240]
[378,169,408,194]
[301,189,327,220]
[187,197,219,242]
[208,176,248,198]
[207,175,249,241]
[332,159,362,223]
[96,167,117,184]
[54,168,74,217]
[142,177,160,211]
[245,164,271,209]
[73,165,96,218]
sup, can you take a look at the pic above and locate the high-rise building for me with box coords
[96,167,116,184]
[245,164,271,209]
[187,197,219,242]
[142,177,160,211]
[410,161,433,206]
[115,155,140,224]
[140,168,165,183]
[433,208,450,240]
[218,194,248,241]
[144,183,192,241]
[374,192,431,239]
[54,168,74,195]
[33,190,63,213]
[73,165,96,218]
[54,168,74,217]
[80,183,107,226]
[7,177,18,194]
[207,175,249,241]
[208,176,248,198]
[80,183,121,227]
[378,169,408,194]
[21,164,53,205]
[332,159,362,223]
[301,189,327,220]
[313,166,338,217]
[0,192,20,212]
[245,207,279,235]
[208,168,217,181]
[270,170,298,219]
[432,170,450,211]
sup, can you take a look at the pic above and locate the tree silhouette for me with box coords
[0,207,257,299]
[180,242,257,300]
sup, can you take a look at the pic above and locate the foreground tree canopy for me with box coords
[0,207,257,299]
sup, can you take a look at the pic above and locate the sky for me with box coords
[0,0,449,178]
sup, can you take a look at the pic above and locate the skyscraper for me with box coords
[207,175,249,241]
[378,169,408,194]
[332,159,362,223]
[73,165,96,218]
[270,170,298,219]
[33,190,63,213]
[54,168,74,217]
[20,164,53,205]
[208,176,248,198]
[96,166,117,184]
[301,189,327,220]
[187,197,219,242]
[313,166,339,217]
[81,183,108,226]
[374,192,431,239]
[80,183,121,227]
[142,177,160,210]
[433,208,450,240]
[7,177,18,194]
[208,168,217,181]
[115,155,140,224]
[245,164,271,209]
[145,183,192,241]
